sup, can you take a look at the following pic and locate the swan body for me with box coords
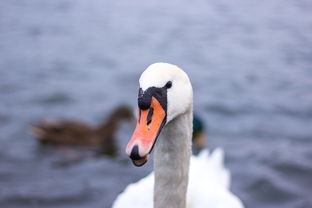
[113,63,244,208]
[113,148,244,208]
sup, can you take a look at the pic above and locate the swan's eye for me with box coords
[165,81,172,89]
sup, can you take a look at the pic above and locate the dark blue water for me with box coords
[0,0,312,207]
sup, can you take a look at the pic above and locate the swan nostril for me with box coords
[147,107,154,125]
[130,145,141,160]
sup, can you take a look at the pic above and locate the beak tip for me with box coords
[126,144,150,167]
[129,145,141,160]
[132,157,148,167]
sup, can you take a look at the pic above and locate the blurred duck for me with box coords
[192,115,207,154]
[30,105,134,156]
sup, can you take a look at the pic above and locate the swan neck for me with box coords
[154,109,193,208]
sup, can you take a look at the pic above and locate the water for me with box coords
[0,0,312,207]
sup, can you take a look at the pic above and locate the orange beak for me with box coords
[126,97,166,166]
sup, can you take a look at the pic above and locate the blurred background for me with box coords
[0,0,312,207]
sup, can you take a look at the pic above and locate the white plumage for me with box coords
[113,148,244,208]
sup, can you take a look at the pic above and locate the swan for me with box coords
[112,63,244,208]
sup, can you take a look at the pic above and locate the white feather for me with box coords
[113,148,244,208]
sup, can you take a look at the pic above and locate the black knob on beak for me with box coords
[138,88,151,110]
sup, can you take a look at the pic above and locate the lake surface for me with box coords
[0,0,312,207]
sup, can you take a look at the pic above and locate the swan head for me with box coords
[126,63,193,166]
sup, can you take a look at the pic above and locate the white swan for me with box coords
[113,63,244,208]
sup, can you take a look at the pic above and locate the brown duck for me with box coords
[30,105,134,156]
